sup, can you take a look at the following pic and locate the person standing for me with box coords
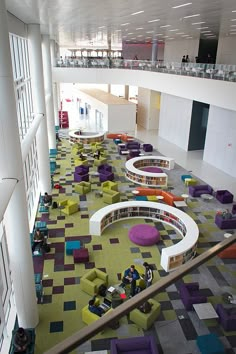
[143,262,153,288]
[186,55,189,63]
[43,192,52,207]
[181,55,186,63]
[120,265,140,297]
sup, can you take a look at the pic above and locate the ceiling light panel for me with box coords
[148,19,160,23]
[131,10,144,16]
[160,25,171,28]
[183,14,200,19]
[172,2,192,9]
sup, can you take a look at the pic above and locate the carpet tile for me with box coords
[31,136,236,354]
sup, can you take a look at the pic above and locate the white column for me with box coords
[151,40,158,63]
[28,24,51,194]
[42,34,56,149]
[0,0,38,327]
[125,85,129,100]
[50,39,59,125]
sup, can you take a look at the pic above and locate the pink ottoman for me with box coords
[73,248,89,263]
[129,224,160,246]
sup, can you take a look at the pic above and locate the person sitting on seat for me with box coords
[88,295,104,317]
[32,228,44,253]
[43,192,52,207]
[13,327,30,353]
[93,149,101,160]
[120,265,140,297]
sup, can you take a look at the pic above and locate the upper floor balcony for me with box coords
[55,58,236,83]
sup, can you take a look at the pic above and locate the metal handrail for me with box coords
[45,235,236,354]
[54,59,236,82]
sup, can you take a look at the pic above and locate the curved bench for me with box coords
[134,187,184,207]
[89,201,199,272]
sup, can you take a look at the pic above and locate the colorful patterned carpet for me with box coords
[33,136,236,354]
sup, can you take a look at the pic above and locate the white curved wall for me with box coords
[52,68,236,112]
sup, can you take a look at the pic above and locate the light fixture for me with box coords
[148,19,160,23]
[137,35,143,37]
[127,33,134,35]
[232,10,236,12]
[231,19,236,21]
[183,14,200,19]
[160,25,171,28]
[181,34,189,37]
[131,10,144,16]
[136,27,144,30]
[176,32,185,34]
[98,26,106,29]
[192,21,205,25]
[121,23,130,26]
[196,27,208,29]
[231,24,236,26]
[201,30,211,33]
[146,31,154,33]
[172,2,192,9]
[186,36,193,38]
[169,29,179,31]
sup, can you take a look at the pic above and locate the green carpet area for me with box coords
[32,136,236,354]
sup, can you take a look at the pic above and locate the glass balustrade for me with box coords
[55,58,236,82]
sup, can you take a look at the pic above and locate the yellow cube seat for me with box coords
[80,268,108,296]
[75,181,91,194]
[58,199,78,215]
[129,298,161,330]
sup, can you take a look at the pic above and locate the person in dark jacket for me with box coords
[120,265,140,297]
[13,327,30,353]
[88,295,104,317]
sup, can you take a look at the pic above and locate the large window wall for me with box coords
[23,138,39,221]
[9,33,40,224]
[9,33,34,141]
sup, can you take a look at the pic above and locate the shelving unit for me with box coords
[58,111,69,128]
[69,130,105,144]
[125,156,174,187]
[89,201,199,272]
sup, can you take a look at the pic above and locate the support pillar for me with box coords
[151,40,158,63]
[125,85,129,100]
[0,0,38,328]
[42,34,56,149]
[50,39,59,125]
[28,24,51,194]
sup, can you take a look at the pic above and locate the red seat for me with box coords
[73,248,89,263]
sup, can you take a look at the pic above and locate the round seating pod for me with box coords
[129,224,160,246]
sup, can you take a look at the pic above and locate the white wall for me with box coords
[203,106,236,177]
[159,94,193,150]
[164,39,200,63]
[7,12,27,37]
[216,36,236,65]
[52,68,236,112]
[108,104,136,132]
[137,88,160,130]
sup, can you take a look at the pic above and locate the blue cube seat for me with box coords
[197,333,225,354]
[35,221,47,229]
[135,196,148,201]
[181,174,192,182]
[66,241,81,255]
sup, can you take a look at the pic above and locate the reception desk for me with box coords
[69,130,105,144]
[89,201,199,272]
[125,156,174,187]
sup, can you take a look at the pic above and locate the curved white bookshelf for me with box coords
[89,201,199,272]
[69,130,105,144]
[125,156,174,187]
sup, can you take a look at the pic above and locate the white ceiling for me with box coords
[5,0,236,48]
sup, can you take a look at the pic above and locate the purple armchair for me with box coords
[216,304,236,331]
[129,150,141,158]
[125,141,140,150]
[232,204,236,214]
[179,282,207,310]
[215,213,236,229]
[215,190,234,204]
[189,184,213,197]
[74,171,89,182]
[75,165,89,174]
[99,171,114,182]
[97,164,112,173]
[110,336,158,354]
[143,143,153,152]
